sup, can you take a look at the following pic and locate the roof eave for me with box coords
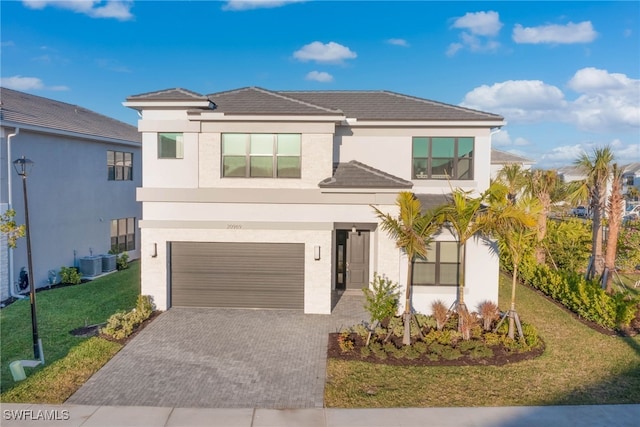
[345,119,505,127]
[0,120,141,146]
[123,100,214,110]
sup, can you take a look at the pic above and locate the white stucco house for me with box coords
[124,87,505,315]
[0,88,141,303]
[490,149,535,180]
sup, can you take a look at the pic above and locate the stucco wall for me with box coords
[1,130,141,299]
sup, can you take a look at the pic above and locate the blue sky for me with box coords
[2,0,639,168]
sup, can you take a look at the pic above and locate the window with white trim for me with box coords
[412,137,473,180]
[158,133,184,159]
[222,133,301,178]
[412,241,460,286]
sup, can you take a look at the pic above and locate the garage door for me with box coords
[170,242,304,309]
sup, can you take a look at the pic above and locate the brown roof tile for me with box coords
[319,160,413,189]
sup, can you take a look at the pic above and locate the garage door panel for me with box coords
[170,242,304,309]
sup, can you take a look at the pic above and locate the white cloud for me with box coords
[540,144,586,166]
[386,38,409,47]
[491,130,530,148]
[448,11,502,55]
[0,75,68,91]
[539,140,640,168]
[22,1,134,21]
[451,11,503,36]
[293,41,357,63]
[461,68,640,133]
[223,0,305,11]
[305,71,333,83]
[512,21,597,44]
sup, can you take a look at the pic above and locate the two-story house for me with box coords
[1,88,141,303]
[124,87,504,315]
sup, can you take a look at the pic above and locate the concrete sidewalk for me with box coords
[1,403,638,427]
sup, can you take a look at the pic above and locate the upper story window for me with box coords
[158,133,184,159]
[107,150,133,181]
[412,137,473,180]
[222,133,301,178]
[625,175,635,186]
[412,241,459,286]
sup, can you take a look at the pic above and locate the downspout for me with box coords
[6,127,26,299]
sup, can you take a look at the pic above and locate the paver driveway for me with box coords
[68,293,366,409]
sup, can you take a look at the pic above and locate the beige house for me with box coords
[124,87,505,314]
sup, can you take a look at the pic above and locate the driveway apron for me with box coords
[68,293,366,409]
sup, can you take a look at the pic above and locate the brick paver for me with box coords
[67,292,367,409]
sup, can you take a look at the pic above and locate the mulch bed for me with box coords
[69,311,162,345]
[327,333,545,367]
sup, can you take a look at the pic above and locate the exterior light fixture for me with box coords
[314,245,321,261]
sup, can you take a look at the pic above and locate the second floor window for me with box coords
[412,137,474,180]
[158,133,184,159]
[222,133,301,178]
[107,150,133,181]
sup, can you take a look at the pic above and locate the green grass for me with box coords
[0,261,140,395]
[325,273,640,407]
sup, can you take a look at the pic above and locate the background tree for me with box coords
[0,209,25,248]
[527,169,564,264]
[372,192,440,345]
[604,164,624,293]
[572,146,615,279]
[496,163,527,205]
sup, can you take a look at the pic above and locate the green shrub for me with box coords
[116,252,129,270]
[337,331,355,353]
[439,347,463,360]
[59,266,81,285]
[363,273,399,325]
[469,345,494,359]
[101,295,154,340]
[351,324,369,339]
[360,346,371,358]
[617,219,640,271]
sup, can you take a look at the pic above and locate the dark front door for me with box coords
[346,231,369,290]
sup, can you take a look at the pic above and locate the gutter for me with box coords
[6,127,26,300]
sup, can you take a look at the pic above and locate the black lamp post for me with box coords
[13,156,39,360]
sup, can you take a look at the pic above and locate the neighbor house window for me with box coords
[111,217,135,252]
[626,175,635,186]
[412,241,459,286]
[412,137,473,180]
[158,133,184,159]
[107,151,133,181]
[222,133,301,178]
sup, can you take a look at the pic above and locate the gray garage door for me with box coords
[170,242,304,309]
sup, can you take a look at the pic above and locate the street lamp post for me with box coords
[13,156,39,360]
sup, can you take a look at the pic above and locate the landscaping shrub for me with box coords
[101,295,154,340]
[59,266,81,285]
[431,300,448,331]
[116,252,129,270]
[363,273,399,325]
[617,219,640,272]
[477,301,500,331]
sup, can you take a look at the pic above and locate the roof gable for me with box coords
[127,88,209,101]
[319,160,413,189]
[1,87,140,143]
[207,87,342,115]
[491,149,535,165]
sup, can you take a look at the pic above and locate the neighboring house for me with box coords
[621,162,640,198]
[124,87,505,315]
[0,88,141,303]
[490,148,535,179]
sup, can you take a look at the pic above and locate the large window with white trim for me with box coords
[222,133,301,178]
[158,133,184,159]
[412,137,473,180]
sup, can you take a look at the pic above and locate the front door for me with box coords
[346,231,369,290]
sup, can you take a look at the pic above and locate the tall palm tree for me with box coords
[491,195,539,339]
[573,146,615,278]
[435,183,508,316]
[604,164,624,293]
[527,169,564,264]
[372,192,440,345]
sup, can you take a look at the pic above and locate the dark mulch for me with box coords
[327,333,545,367]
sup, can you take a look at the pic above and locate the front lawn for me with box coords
[0,261,140,395]
[325,273,640,407]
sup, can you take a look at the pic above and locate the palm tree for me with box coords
[573,146,615,279]
[491,195,539,339]
[527,169,564,264]
[496,163,527,205]
[435,183,508,317]
[372,192,440,345]
[604,164,624,293]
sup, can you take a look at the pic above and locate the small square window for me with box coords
[158,133,184,159]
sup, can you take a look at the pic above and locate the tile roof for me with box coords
[126,87,210,101]
[490,149,535,164]
[282,90,503,121]
[208,87,342,115]
[622,162,640,175]
[1,87,140,143]
[127,86,504,122]
[319,160,413,189]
